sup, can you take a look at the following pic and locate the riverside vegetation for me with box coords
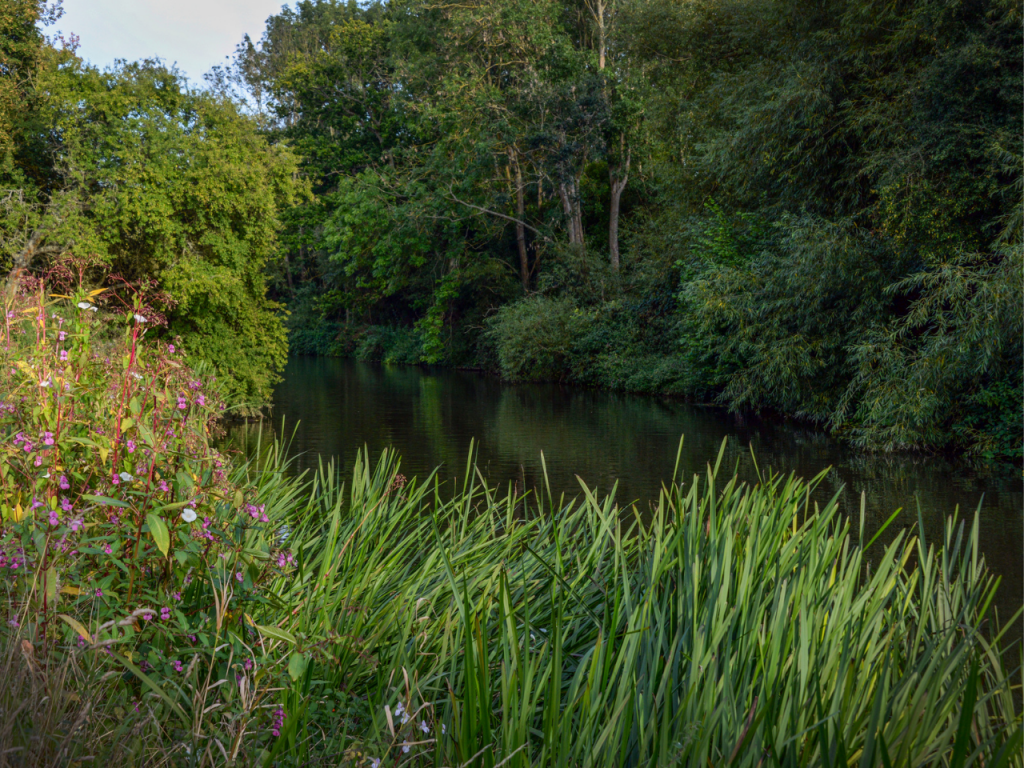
[2,0,1021,458]
[1,276,1021,766]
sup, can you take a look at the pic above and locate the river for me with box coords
[238,356,1023,633]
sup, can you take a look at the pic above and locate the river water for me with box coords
[240,356,1023,632]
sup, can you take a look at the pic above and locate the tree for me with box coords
[1,11,306,406]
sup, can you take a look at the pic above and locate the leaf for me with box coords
[66,436,99,448]
[120,417,135,432]
[44,566,58,603]
[12,503,24,522]
[233,490,244,509]
[83,494,131,508]
[146,513,170,556]
[58,614,93,644]
[288,651,307,682]
[138,424,156,447]
[87,288,108,297]
[256,624,296,645]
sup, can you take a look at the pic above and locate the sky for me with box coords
[56,0,288,85]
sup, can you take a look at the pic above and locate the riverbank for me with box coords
[2,288,1021,766]
[285,303,1024,466]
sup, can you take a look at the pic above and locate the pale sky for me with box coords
[56,0,289,85]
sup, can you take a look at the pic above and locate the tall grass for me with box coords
[2,436,1021,766]
[243,438,1021,767]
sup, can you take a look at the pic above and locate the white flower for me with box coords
[130,372,143,380]
[133,314,147,323]
[393,703,404,717]
[77,302,92,310]
[89,306,98,313]
[118,471,133,482]
[442,723,447,735]
[369,760,380,768]
[181,508,197,523]
[401,742,411,754]
[419,720,429,734]
[400,712,410,725]
[39,378,51,388]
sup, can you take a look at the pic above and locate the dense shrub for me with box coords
[487,296,590,382]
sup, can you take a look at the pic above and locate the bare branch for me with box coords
[445,187,548,239]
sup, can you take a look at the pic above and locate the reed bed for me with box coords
[239,438,1021,766]
[2,438,1021,767]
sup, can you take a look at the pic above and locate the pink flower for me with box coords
[59,475,70,489]
[48,510,59,526]
[196,394,205,406]
[168,344,175,353]
[59,349,67,361]
[158,480,169,493]
[60,497,72,512]
[43,431,54,445]
[126,439,136,453]
[160,606,171,620]
[173,660,183,672]
[33,455,42,466]
[235,571,243,583]
[177,395,187,410]
[270,708,285,737]
[142,612,153,621]
[58,331,66,341]
[94,588,103,598]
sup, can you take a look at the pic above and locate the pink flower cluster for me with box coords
[276,551,296,569]
[0,548,25,570]
[245,503,270,523]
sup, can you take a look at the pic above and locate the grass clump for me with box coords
[0,275,1021,766]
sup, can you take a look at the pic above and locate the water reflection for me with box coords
[231,357,1023,632]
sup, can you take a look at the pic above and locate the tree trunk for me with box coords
[608,145,630,272]
[558,182,576,244]
[559,178,585,248]
[514,158,529,291]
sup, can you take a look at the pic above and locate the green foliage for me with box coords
[631,0,1023,456]
[230,0,1021,457]
[840,247,1023,457]
[1,6,306,408]
[487,296,589,381]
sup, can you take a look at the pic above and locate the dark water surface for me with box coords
[244,357,1023,630]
